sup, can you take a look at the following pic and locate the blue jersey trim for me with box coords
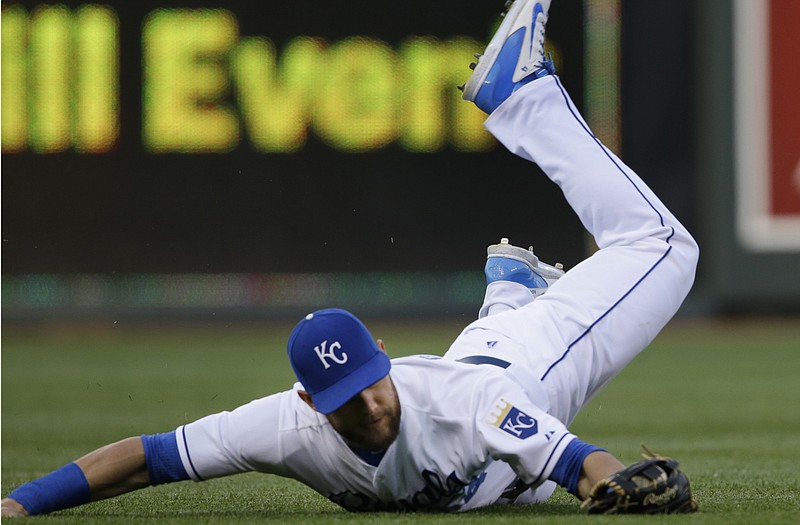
[531,433,570,487]
[141,432,190,485]
[350,447,386,467]
[548,438,604,497]
[179,426,204,481]
[541,76,676,381]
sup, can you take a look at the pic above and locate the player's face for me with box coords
[326,375,401,452]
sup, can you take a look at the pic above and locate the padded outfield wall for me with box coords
[692,0,800,313]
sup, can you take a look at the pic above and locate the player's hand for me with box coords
[1,498,29,518]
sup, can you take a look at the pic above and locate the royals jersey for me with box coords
[174,355,575,512]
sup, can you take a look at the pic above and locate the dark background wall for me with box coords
[3,0,799,318]
[2,0,587,276]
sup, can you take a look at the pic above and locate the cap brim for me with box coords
[311,350,391,414]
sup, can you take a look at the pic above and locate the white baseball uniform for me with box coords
[171,76,699,512]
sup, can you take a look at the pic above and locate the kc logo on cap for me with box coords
[314,340,348,369]
[287,308,391,414]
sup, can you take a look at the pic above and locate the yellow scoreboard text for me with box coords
[2,5,493,154]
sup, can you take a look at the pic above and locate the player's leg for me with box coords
[477,76,698,423]
[451,0,699,425]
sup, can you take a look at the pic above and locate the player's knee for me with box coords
[672,229,700,285]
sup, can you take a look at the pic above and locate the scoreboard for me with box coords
[1,1,588,276]
[1,5,492,154]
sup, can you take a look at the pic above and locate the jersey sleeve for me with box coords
[175,391,295,481]
[476,389,577,488]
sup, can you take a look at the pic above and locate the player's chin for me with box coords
[360,426,399,451]
[355,417,400,450]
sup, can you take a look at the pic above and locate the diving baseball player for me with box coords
[2,0,699,517]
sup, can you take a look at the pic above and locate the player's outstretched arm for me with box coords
[74,436,151,499]
[576,451,625,500]
[1,436,150,518]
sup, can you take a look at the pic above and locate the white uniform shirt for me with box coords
[175,355,574,512]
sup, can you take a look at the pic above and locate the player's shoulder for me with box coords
[275,383,329,430]
[390,354,446,366]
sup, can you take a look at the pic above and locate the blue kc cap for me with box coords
[287,308,391,414]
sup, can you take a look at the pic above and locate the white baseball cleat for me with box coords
[485,237,564,297]
[460,0,554,114]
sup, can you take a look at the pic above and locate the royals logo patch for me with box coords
[485,399,538,440]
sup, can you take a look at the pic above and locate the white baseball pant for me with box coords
[443,76,699,426]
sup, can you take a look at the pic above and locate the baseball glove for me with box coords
[580,445,698,514]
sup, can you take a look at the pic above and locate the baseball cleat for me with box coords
[461,0,554,114]
[485,237,564,297]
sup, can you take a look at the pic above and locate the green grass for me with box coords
[3,317,800,523]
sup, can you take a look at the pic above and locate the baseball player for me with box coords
[2,0,699,517]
